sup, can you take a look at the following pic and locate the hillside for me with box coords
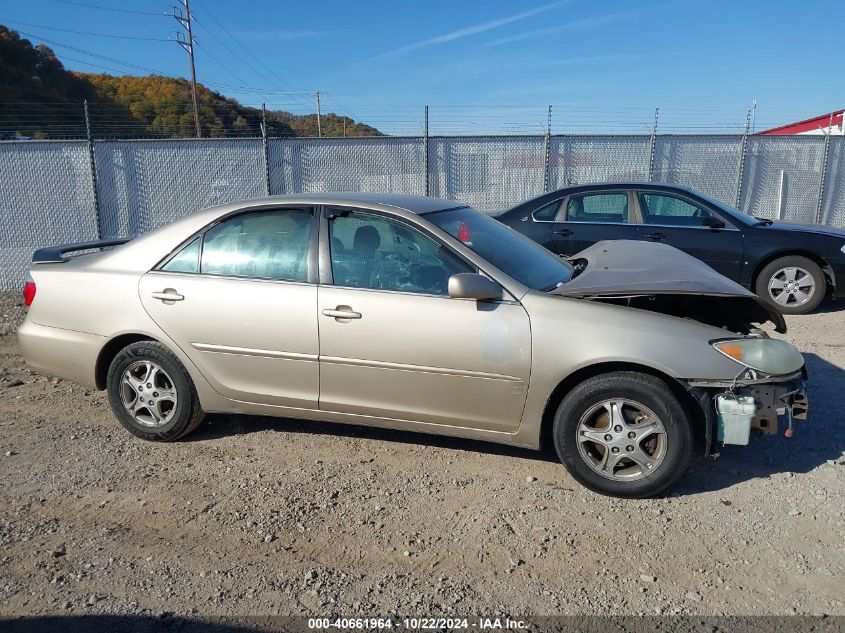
[0,25,381,139]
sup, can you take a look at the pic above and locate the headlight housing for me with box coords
[711,338,804,375]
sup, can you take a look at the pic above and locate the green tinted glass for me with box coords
[161,237,200,274]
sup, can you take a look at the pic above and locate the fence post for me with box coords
[734,106,752,210]
[261,103,271,196]
[542,105,552,192]
[83,100,102,239]
[423,105,430,197]
[816,130,832,224]
[647,107,659,181]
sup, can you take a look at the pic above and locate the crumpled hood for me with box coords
[552,240,786,333]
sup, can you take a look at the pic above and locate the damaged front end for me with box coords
[686,369,809,456]
[551,240,809,455]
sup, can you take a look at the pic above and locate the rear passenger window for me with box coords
[533,200,561,221]
[199,209,312,281]
[566,193,628,223]
[161,237,200,274]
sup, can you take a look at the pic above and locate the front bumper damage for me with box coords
[684,368,809,456]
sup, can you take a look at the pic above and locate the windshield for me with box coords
[428,207,573,291]
[694,191,756,226]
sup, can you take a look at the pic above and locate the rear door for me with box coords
[549,190,638,256]
[139,206,320,408]
[633,190,744,280]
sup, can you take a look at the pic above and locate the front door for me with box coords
[634,191,744,280]
[317,209,532,432]
[549,190,638,256]
[139,207,320,408]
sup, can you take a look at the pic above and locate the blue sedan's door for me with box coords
[634,191,744,280]
[549,190,638,256]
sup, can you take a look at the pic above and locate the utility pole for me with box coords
[172,0,201,138]
[315,91,322,138]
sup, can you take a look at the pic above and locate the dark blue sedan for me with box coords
[497,183,845,315]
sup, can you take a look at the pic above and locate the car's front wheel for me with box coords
[552,371,693,498]
[755,255,826,315]
[106,340,205,441]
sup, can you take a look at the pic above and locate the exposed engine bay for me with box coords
[588,294,778,335]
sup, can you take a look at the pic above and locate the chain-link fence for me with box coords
[2,134,845,290]
[0,140,99,291]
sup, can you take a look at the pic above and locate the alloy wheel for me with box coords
[768,266,815,307]
[119,360,178,428]
[576,399,667,481]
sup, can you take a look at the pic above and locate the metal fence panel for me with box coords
[427,136,545,215]
[0,140,98,291]
[548,135,652,189]
[819,137,845,227]
[652,135,744,203]
[268,137,425,196]
[94,139,265,238]
[739,135,827,223]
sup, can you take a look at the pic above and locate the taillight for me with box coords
[457,221,471,243]
[23,275,36,308]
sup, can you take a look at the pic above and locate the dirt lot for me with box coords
[1,290,843,621]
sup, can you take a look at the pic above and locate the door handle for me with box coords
[554,228,574,236]
[151,290,184,302]
[322,306,362,320]
[643,232,665,241]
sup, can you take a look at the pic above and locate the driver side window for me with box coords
[328,211,470,295]
[638,193,715,227]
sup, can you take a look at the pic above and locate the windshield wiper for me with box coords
[754,217,774,226]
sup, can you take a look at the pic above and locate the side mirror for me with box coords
[703,216,726,229]
[448,273,503,301]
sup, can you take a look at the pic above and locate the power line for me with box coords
[190,0,311,111]
[191,21,277,95]
[192,41,245,86]
[0,18,170,41]
[14,29,180,76]
[52,0,166,16]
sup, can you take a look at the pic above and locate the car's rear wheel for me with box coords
[552,371,693,498]
[106,340,205,441]
[755,255,825,315]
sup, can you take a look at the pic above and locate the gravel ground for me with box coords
[0,290,843,620]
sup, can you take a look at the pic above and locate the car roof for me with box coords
[237,192,465,215]
[507,182,701,211]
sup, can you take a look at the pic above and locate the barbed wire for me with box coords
[0,100,834,140]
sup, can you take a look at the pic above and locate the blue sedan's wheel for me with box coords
[756,256,825,315]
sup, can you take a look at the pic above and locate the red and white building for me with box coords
[759,109,844,135]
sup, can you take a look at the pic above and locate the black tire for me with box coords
[755,255,826,315]
[552,371,693,498]
[106,340,205,441]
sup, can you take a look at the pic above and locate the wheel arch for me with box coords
[538,361,706,452]
[750,250,835,293]
[95,333,161,390]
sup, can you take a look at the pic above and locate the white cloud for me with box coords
[369,0,573,60]
[482,4,671,47]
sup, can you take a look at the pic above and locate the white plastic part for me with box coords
[716,394,756,446]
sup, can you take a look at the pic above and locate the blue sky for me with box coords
[4,0,841,134]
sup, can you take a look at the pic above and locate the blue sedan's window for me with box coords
[566,193,628,223]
